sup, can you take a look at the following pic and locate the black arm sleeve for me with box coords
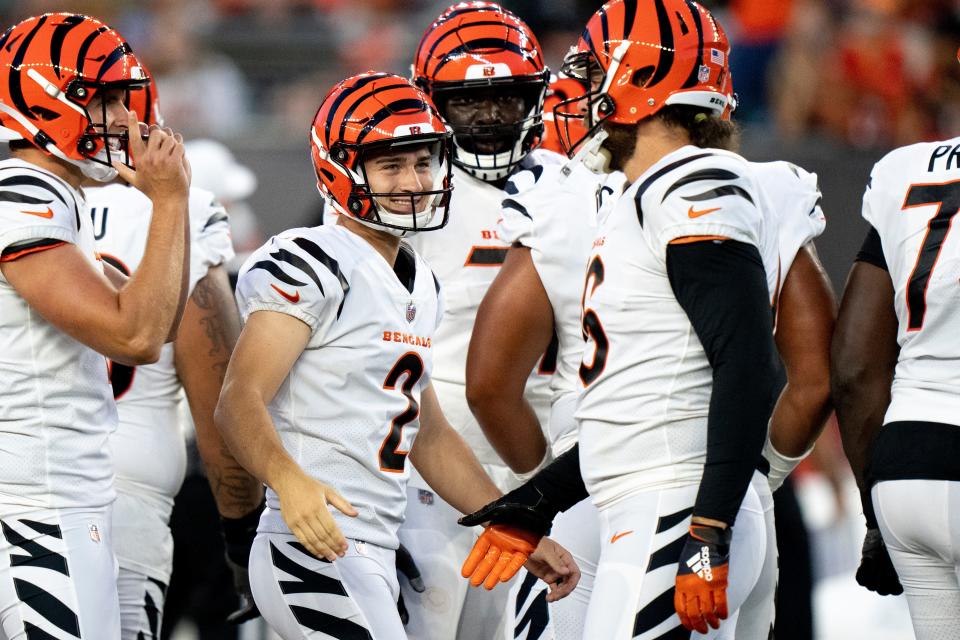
[855,226,887,271]
[666,240,778,526]
[529,443,588,513]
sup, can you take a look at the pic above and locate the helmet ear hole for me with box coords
[631,67,655,88]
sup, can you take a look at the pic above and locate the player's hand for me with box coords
[274,469,357,561]
[524,536,579,602]
[462,524,540,589]
[220,504,264,624]
[113,110,190,202]
[855,528,903,596]
[675,524,732,634]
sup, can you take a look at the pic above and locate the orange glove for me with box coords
[674,524,732,634]
[461,524,540,590]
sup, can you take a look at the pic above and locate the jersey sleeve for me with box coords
[499,164,543,247]
[0,172,80,262]
[186,188,235,294]
[759,161,826,280]
[235,234,345,345]
[639,155,764,260]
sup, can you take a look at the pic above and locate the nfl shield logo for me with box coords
[483,65,496,77]
[406,301,417,323]
[89,524,101,543]
[698,65,710,83]
[419,489,434,505]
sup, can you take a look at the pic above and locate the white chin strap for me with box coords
[366,202,437,238]
[562,127,611,177]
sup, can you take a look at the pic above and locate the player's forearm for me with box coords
[177,268,263,516]
[769,378,832,457]
[468,391,547,474]
[832,372,890,489]
[215,382,302,495]
[410,420,502,515]
[115,196,189,357]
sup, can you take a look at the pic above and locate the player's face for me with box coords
[364,145,435,215]
[87,88,130,136]
[443,87,528,154]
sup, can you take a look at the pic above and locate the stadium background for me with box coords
[3,0,957,638]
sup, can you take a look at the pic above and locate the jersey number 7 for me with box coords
[901,180,960,331]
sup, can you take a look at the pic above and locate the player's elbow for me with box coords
[110,335,162,366]
[465,365,501,418]
[829,344,873,402]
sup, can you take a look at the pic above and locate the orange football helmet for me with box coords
[0,13,148,181]
[555,0,735,162]
[310,71,453,236]
[412,2,548,181]
[541,75,588,155]
[125,64,163,127]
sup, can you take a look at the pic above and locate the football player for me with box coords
[467,5,835,638]
[399,4,559,638]
[457,1,806,637]
[213,72,577,640]
[832,56,960,640]
[0,13,190,638]
[84,71,264,638]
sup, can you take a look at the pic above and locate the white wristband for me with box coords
[763,438,812,492]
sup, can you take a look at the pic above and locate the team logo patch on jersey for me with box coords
[419,489,434,505]
[406,301,417,323]
[89,523,101,543]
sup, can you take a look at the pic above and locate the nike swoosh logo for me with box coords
[271,283,300,303]
[687,206,721,219]
[20,207,54,219]
[610,530,634,544]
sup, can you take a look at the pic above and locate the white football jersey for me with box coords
[0,159,116,510]
[575,146,781,509]
[498,161,624,456]
[408,151,562,467]
[862,138,960,426]
[236,224,443,550]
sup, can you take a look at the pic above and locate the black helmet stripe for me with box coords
[598,4,609,56]
[142,81,153,125]
[432,38,528,76]
[621,0,637,42]
[646,0,675,88]
[95,42,132,82]
[9,15,48,117]
[680,1,704,88]
[356,98,428,144]
[335,79,410,143]
[415,5,493,65]
[0,26,15,54]
[423,22,532,79]
[50,15,85,79]
[75,25,108,76]
[324,72,390,144]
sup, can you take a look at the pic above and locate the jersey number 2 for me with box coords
[379,352,425,473]
[901,180,960,330]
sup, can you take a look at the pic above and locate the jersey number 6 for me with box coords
[901,180,960,331]
[580,256,608,386]
[379,352,425,473]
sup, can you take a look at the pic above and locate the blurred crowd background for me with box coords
[1,1,957,638]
